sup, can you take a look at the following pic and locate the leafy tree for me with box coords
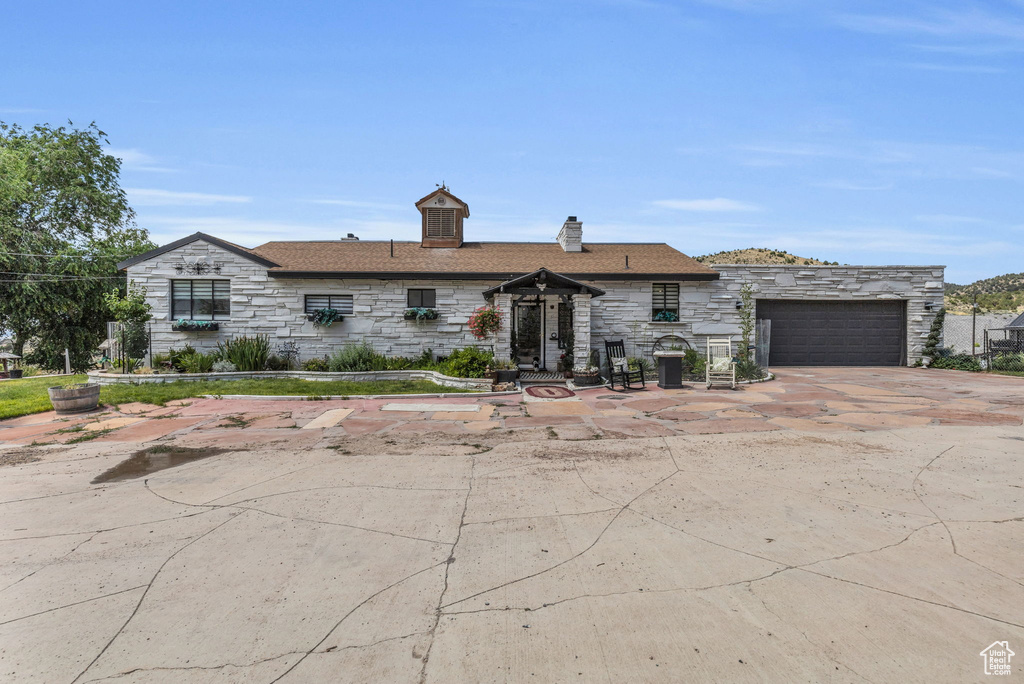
[0,121,154,371]
[103,283,152,372]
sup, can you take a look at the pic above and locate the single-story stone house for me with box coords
[119,187,944,369]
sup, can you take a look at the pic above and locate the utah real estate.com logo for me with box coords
[980,641,1014,676]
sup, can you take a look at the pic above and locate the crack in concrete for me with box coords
[0,531,98,594]
[267,562,448,682]
[77,650,304,683]
[145,480,451,546]
[747,583,878,684]
[70,512,243,684]
[0,508,218,543]
[440,467,678,611]
[0,584,147,627]
[462,507,620,527]
[418,456,476,683]
[798,566,1024,629]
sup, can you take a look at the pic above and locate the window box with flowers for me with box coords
[306,308,344,328]
[404,307,440,321]
[172,320,220,332]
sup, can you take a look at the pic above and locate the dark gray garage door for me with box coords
[756,300,906,366]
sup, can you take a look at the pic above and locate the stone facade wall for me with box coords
[588,265,943,366]
[126,240,498,362]
[127,239,943,368]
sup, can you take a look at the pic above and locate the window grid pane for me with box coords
[407,289,436,308]
[652,283,680,315]
[171,280,230,320]
[305,294,354,315]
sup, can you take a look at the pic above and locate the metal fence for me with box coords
[983,328,1024,373]
[942,313,1018,354]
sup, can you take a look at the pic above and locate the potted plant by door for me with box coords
[493,358,519,384]
[571,350,603,386]
[48,382,101,415]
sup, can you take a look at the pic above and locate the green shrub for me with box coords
[166,345,197,372]
[211,360,237,373]
[265,354,289,371]
[735,358,766,380]
[682,348,705,375]
[627,356,654,375]
[443,346,493,378]
[180,351,216,373]
[931,354,981,372]
[302,357,330,372]
[989,353,1024,372]
[329,342,381,372]
[218,335,271,372]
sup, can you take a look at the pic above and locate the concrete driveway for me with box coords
[1,368,1022,682]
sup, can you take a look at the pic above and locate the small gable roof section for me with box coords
[116,232,280,271]
[1007,312,1024,329]
[415,188,469,217]
[483,268,606,298]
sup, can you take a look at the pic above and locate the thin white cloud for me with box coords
[838,8,1024,42]
[653,198,762,212]
[109,147,175,173]
[127,188,251,206]
[901,62,1005,74]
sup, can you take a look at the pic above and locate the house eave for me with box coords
[117,232,280,271]
[267,270,720,281]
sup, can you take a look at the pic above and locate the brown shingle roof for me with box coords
[250,241,719,280]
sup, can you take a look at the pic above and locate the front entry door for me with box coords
[515,303,543,368]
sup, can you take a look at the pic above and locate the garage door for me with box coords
[756,300,906,366]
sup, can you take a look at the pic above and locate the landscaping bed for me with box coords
[0,375,479,421]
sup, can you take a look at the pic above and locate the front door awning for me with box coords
[482,268,605,299]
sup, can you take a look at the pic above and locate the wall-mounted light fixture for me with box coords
[735,300,744,309]
[924,301,936,311]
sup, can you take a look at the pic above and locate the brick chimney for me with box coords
[557,216,582,252]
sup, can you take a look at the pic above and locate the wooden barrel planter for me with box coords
[572,370,603,386]
[48,383,101,415]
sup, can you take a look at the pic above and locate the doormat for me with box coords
[525,386,576,399]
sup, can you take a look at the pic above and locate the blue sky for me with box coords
[3,0,1023,284]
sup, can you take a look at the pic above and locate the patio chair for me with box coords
[605,339,645,390]
[705,337,736,390]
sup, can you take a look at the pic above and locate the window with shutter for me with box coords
[652,283,680,319]
[304,294,354,315]
[171,280,231,320]
[426,208,456,238]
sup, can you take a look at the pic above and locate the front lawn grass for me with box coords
[0,376,475,421]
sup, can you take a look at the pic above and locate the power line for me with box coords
[0,276,125,283]
[0,271,125,278]
[0,251,133,258]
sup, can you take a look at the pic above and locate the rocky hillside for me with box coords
[695,248,838,266]
[945,272,1024,313]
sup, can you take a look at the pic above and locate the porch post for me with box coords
[571,293,592,371]
[494,293,513,362]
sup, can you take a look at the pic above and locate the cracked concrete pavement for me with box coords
[1,370,1022,682]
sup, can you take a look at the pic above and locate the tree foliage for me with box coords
[0,121,154,371]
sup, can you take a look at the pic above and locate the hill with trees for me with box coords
[695,248,838,266]
[945,273,1024,313]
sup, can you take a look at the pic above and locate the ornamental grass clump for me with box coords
[217,335,271,372]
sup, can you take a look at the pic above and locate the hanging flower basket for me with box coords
[468,306,502,340]
[306,308,343,327]
[404,307,440,321]
[172,320,219,332]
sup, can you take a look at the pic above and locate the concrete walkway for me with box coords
[1,368,1022,682]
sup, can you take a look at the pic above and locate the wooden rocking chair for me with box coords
[605,340,645,390]
[705,337,736,390]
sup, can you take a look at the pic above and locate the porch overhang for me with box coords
[482,268,606,299]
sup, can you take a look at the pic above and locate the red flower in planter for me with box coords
[468,306,502,340]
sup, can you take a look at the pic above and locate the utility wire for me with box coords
[0,251,132,258]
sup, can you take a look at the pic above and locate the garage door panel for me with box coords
[757,300,905,366]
